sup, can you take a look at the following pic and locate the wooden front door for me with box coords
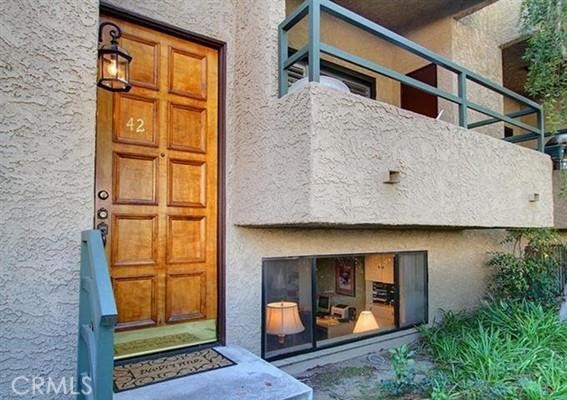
[95,15,219,333]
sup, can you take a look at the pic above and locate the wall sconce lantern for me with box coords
[97,21,132,92]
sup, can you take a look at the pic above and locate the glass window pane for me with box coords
[263,258,314,359]
[315,256,395,347]
[398,252,428,328]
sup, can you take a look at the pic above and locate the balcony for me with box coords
[233,0,553,228]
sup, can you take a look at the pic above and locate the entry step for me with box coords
[114,345,313,400]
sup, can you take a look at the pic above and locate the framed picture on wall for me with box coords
[335,257,356,297]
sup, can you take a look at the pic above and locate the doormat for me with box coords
[114,332,199,357]
[113,348,235,392]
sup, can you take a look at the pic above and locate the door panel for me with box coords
[401,64,438,118]
[396,253,428,328]
[96,15,218,333]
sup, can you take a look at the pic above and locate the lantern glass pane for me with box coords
[102,53,118,80]
[117,55,129,82]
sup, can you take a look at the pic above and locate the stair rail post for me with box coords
[77,230,117,400]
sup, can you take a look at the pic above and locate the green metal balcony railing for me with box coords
[77,230,117,400]
[278,0,545,151]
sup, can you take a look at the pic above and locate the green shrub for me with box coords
[487,229,563,307]
[389,344,416,389]
[420,301,567,399]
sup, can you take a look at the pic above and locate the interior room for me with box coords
[262,252,427,360]
[314,255,396,346]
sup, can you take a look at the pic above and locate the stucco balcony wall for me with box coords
[235,83,553,228]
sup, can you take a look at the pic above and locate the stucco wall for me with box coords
[235,84,553,228]
[227,227,509,353]
[0,0,554,399]
[459,0,524,47]
[0,0,238,398]
[0,1,99,398]
[286,0,457,124]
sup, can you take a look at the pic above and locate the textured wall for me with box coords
[235,84,553,228]
[0,0,555,398]
[0,0,99,398]
[225,227,509,353]
[459,0,524,47]
[452,13,505,139]
[0,0,238,398]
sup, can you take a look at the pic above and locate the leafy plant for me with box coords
[487,229,563,307]
[381,344,420,396]
[521,0,567,132]
[420,301,567,399]
[390,344,416,387]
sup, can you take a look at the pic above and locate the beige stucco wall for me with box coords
[0,0,239,398]
[235,84,553,228]
[0,0,99,398]
[459,0,524,47]
[230,227,509,351]
[286,0,457,123]
[0,0,554,399]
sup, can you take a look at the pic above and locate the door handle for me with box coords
[96,222,109,247]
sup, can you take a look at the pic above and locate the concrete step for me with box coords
[114,345,313,400]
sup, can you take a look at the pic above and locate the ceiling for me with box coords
[332,0,498,33]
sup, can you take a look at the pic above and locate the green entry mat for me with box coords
[113,348,235,392]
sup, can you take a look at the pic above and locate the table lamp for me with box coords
[353,310,379,333]
[266,301,305,344]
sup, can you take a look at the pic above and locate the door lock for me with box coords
[98,190,109,200]
[96,222,108,247]
[97,208,109,219]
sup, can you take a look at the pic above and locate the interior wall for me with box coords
[316,257,366,315]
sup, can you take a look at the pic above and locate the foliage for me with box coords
[521,0,567,132]
[420,301,567,399]
[387,345,417,393]
[487,229,563,307]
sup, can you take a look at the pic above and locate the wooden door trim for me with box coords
[99,2,227,345]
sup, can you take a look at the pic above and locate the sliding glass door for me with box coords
[262,258,314,359]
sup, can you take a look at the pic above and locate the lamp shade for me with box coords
[353,310,379,334]
[266,301,305,342]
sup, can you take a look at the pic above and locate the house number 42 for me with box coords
[126,117,145,133]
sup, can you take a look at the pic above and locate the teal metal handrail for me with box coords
[77,230,117,400]
[278,0,545,151]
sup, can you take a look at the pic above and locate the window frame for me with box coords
[261,250,428,361]
[287,48,377,99]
